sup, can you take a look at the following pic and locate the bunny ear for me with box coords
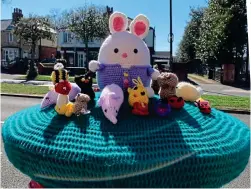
[132,79,139,85]
[130,14,149,39]
[137,77,143,85]
[109,12,128,34]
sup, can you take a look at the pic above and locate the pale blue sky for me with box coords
[1,0,207,53]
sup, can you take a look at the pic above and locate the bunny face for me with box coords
[98,12,151,68]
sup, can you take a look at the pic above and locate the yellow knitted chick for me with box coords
[128,77,149,107]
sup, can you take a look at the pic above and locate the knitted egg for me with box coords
[176,82,203,102]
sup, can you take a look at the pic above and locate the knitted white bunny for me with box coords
[89,12,159,97]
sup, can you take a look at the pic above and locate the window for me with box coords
[2,48,19,61]
[8,33,13,42]
[63,32,72,43]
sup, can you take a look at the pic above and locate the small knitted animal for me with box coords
[128,77,149,115]
[98,84,124,124]
[157,72,179,100]
[176,82,203,102]
[74,71,95,101]
[88,11,160,97]
[73,93,91,116]
[41,83,81,109]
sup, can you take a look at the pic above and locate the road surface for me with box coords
[188,76,250,97]
[1,96,250,188]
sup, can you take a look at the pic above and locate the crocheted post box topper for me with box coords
[89,12,160,97]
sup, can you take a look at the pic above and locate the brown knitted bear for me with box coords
[157,72,179,99]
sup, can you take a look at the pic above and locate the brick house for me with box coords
[57,7,156,67]
[1,8,57,64]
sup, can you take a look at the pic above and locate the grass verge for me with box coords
[1,83,250,112]
[16,75,97,83]
[1,83,49,95]
[202,94,250,111]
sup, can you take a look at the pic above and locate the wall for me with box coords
[1,31,19,48]
[39,46,57,60]
[40,34,57,48]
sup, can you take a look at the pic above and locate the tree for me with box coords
[196,0,247,67]
[176,7,205,62]
[66,3,109,68]
[46,8,69,30]
[13,15,54,79]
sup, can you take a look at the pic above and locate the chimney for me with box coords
[12,8,23,24]
[106,6,113,16]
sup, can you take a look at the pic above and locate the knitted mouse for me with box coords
[88,12,160,97]
[74,71,95,101]
[157,72,179,100]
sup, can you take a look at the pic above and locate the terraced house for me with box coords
[1,8,57,67]
[57,6,156,67]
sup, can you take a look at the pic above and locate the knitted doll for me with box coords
[73,93,91,116]
[51,63,74,117]
[157,72,179,100]
[89,12,160,97]
[128,77,149,116]
[74,71,95,101]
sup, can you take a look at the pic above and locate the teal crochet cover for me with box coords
[2,93,250,188]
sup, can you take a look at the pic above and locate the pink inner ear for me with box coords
[134,21,146,36]
[113,17,125,32]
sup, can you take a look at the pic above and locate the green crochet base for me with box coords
[2,93,250,188]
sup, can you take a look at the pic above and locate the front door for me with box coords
[77,52,85,67]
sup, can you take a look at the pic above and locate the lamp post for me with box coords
[168,0,174,70]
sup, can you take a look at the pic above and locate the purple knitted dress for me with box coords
[97,63,154,91]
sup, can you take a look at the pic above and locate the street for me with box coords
[0,96,250,188]
[188,76,250,97]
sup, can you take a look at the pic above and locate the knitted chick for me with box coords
[73,93,91,116]
[157,72,179,100]
[128,77,149,115]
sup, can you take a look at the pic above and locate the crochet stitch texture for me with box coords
[2,93,250,188]
[97,64,154,90]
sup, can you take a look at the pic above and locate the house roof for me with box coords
[1,19,12,31]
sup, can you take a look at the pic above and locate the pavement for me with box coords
[0,73,24,80]
[188,75,250,97]
[0,96,250,188]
